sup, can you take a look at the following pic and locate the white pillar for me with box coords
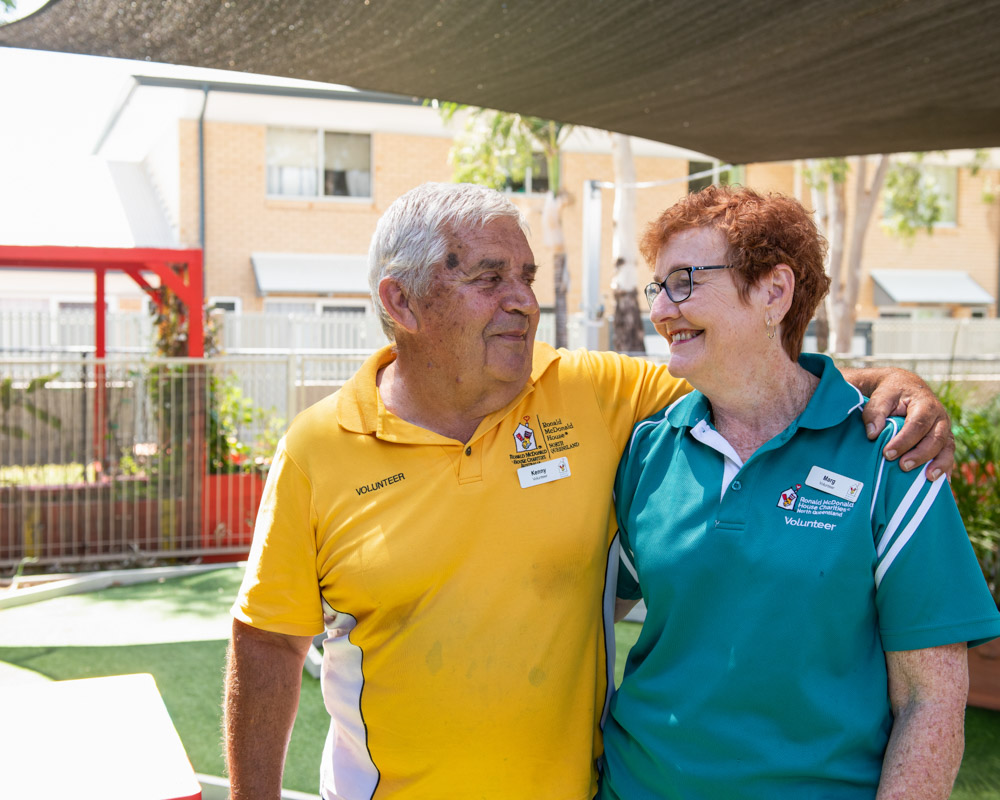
[581,180,604,350]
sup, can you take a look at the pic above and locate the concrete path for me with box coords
[0,563,244,647]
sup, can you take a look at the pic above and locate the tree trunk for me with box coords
[543,190,569,348]
[826,176,847,350]
[835,155,890,354]
[610,133,645,353]
[612,286,645,353]
[808,163,831,353]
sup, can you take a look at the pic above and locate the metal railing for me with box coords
[3,315,999,571]
[0,354,368,570]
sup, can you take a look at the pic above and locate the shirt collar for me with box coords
[666,352,865,432]
[336,340,563,438]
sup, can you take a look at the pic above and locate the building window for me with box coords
[321,304,366,316]
[505,153,551,195]
[923,165,958,225]
[882,163,959,229]
[266,128,372,200]
[688,160,745,194]
[264,300,316,315]
[264,299,371,315]
[878,307,950,320]
[209,297,240,313]
[58,300,109,313]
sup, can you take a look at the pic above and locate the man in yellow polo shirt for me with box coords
[224,182,953,800]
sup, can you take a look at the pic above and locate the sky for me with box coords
[1,2,134,157]
[0,2,339,247]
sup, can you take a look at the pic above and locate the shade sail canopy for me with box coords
[251,252,369,296]
[2,0,999,163]
[871,269,995,306]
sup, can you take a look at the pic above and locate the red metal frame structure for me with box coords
[0,246,204,358]
[0,246,204,464]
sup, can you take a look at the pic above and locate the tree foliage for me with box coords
[939,384,1000,607]
[441,103,574,347]
[0,372,61,439]
[442,103,569,195]
[881,155,943,241]
[805,153,946,353]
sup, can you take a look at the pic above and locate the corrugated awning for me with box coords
[250,252,369,296]
[871,269,994,306]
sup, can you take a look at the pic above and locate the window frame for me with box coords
[265,127,374,203]
[208,297,241,313]
[687,160,745,194]
[504,152,552,196]
[923,164,958,228]
[264,297,372,315]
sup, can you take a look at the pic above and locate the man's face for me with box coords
[411,217,540,391]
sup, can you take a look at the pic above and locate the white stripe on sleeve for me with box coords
[876,469,926,558]
[874,476,946,589]
[619,542,639,583]
[870,419,899,522]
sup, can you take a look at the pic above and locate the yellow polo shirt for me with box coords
[233,342,687,799]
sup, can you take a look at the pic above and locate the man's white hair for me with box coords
[368,182,529,340]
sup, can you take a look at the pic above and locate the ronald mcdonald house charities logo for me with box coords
[777,483,802,511]
[513,416,538,452]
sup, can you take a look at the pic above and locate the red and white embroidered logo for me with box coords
[777,484,802,510]
[513,416,538,452]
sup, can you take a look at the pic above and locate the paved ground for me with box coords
[0,565,242,685]
[0,577,237,647]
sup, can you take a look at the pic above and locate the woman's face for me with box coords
[650,226,769,388]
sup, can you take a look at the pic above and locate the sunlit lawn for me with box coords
[0,462,94,485]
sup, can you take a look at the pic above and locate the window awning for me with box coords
[250,252,369,296]
[870,270,994,306]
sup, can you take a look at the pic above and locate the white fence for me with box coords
[1,309,996,360]
[0,309,560,356]
[870,318,1000,358]
[2,338,999,570]
[0,310,154,355]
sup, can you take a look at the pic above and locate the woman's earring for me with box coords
[766,316,776,340]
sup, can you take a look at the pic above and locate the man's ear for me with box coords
[379,276,419,333]
[766,264,795,324]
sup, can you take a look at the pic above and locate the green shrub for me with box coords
[939,384,1000,607]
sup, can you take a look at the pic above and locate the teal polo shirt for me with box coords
[602,353,1000,800]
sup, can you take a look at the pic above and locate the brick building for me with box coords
[5,71,999,334]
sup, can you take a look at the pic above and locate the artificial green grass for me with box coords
[953,707,1000,799]
[1,576,998,796]
[614,620,642,687]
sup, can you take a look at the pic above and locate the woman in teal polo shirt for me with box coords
[601,186,1000,800]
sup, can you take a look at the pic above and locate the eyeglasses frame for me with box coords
[644,265,735,308]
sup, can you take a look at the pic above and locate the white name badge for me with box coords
[517,457,572,488]
[805,465,863,503]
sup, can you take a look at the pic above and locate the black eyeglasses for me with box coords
[644,265,734,308]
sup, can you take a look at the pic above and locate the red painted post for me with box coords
[94,266,107,465]
[185,252,205,358]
